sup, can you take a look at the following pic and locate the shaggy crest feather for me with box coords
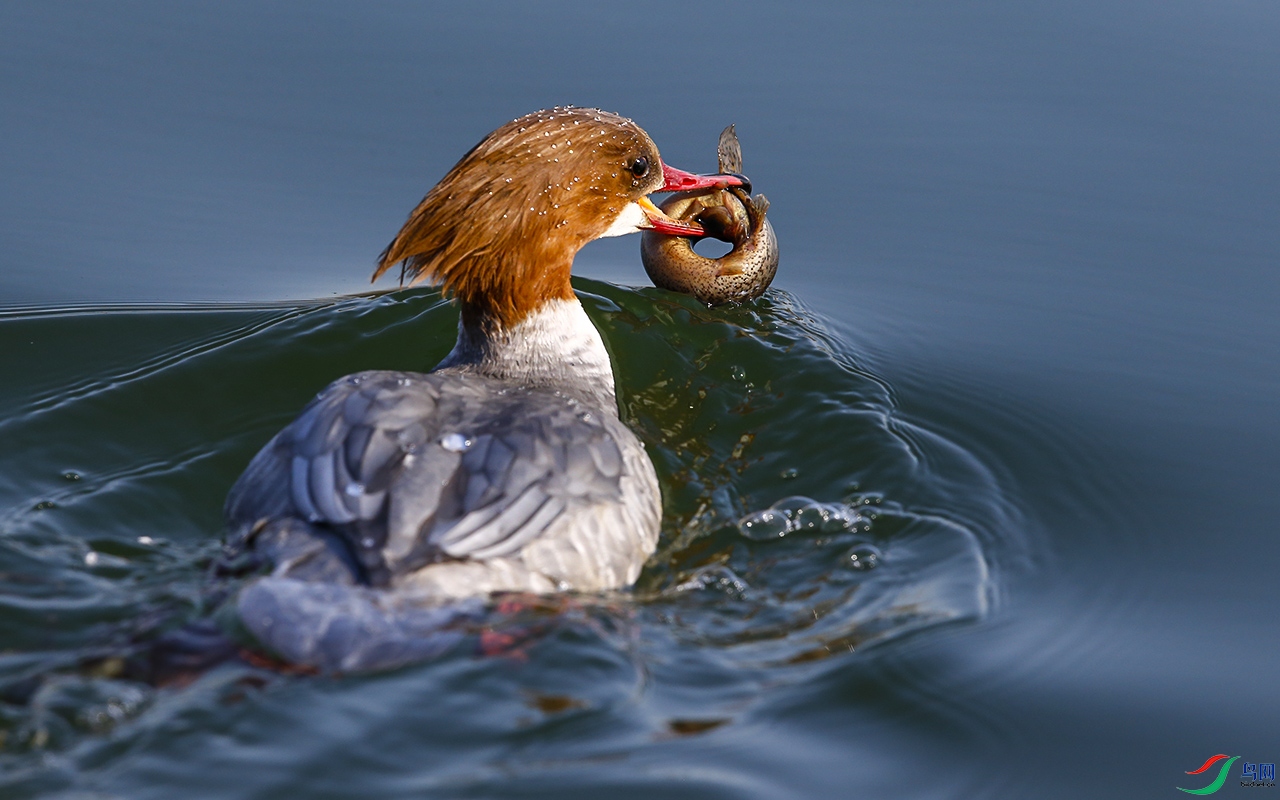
[374,107,666,328]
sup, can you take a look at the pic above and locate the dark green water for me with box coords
[3,1,1279,797]
[0,283,1012,796]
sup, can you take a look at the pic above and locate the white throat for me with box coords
[436,297,618,412]
[597,201,648,239]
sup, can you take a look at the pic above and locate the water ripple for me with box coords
[0,281,1024,795]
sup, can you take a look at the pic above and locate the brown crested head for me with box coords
[374,107,668,328]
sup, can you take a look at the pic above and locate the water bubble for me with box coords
[792,505,831,531]
[84,551,100,567]
[345,483,366,497]
[33,500,56,511]
[770,496,818,512]
[845,544,881,571]
[137,536,155,545]
[361,537,376,549]
[674,566,749,596]
[440,433,473,453]
[738,509,791,540]
[822,506,860,533]
[780,467,798,480]
[730,365,746,381]
[61,471,82,482]
[740,497,865,538]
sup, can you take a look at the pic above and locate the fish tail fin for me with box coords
[717,124,743,174]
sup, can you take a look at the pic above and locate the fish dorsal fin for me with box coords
[747,193,770,236]
[717,124,743,174]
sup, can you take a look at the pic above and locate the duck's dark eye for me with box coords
[630,156,649,178]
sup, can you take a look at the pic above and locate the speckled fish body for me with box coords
[640,125,779,305]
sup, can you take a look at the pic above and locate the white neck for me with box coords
[435,297,618,412]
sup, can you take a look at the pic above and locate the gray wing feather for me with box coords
[225,370,627,580]
[437,483,546,553]
[468,496,566,560]
[309,452,353,523]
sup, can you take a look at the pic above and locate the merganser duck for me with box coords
[223,107,748,607]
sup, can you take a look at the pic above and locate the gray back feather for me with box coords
[225,370,626,584]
